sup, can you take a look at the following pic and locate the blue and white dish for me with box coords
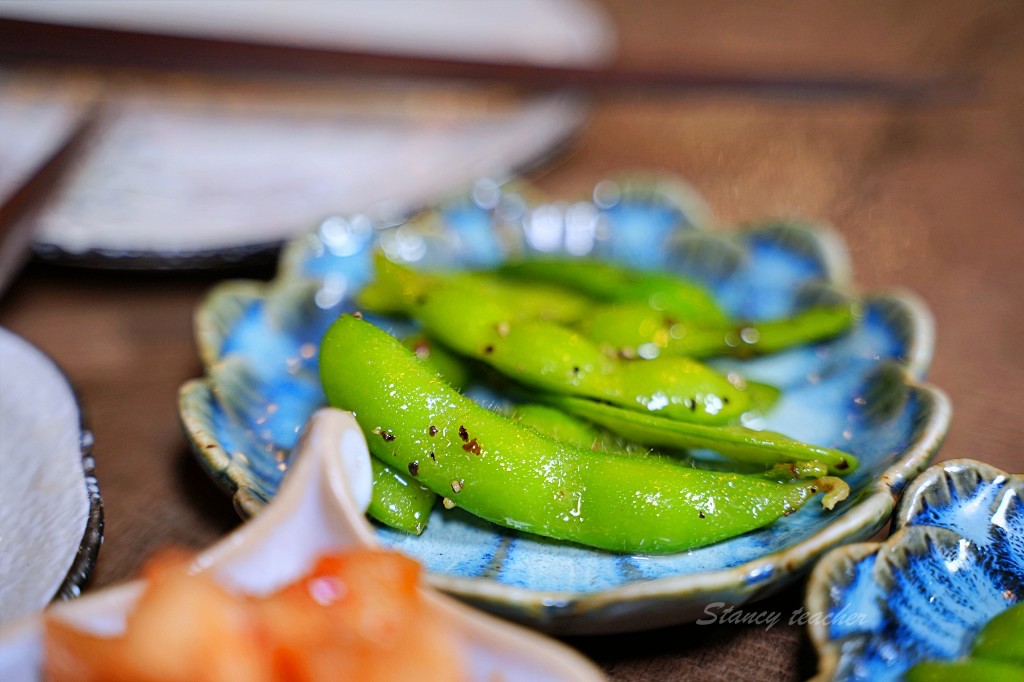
[0,328,103,625]
[179,174,951,633]
[807,459,1022,680]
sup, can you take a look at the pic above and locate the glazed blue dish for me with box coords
[807,459,1023,680]
[180,176,950,633]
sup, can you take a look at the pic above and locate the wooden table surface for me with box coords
[2,1,1022,679]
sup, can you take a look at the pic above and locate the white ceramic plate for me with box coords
[21,91,586,268]
[0,328,102,625]
[0,0,614,68]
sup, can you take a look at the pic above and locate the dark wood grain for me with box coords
[1,1,1022,679]
[0,17,954,101]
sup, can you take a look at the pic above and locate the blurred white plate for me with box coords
[0,98,86,206]
[0,328,102,625]
[21,91,585,268]
[0,0,614,68]
[1,0,611,268]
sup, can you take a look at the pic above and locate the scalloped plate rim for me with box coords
[805,458,1021,681]
[179,176,951,629]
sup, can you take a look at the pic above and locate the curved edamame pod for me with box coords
[581,301,857,359]
[362,271,778,424]
[510,403,839,480]
[904,660,1024,682]
[972,602,1024,665]
[453,272,593,322]
[403,334,471,391]
[370,331,475,534]
[368,457,436,534]
[497,257,729,324]
[509,403,610,452]
[512,401,843,481]
[425,289,776,423]
[545,394,857,475]
[320,315,848,554]
[358,253,591,323]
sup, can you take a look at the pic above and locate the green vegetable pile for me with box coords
[319,254,858,553]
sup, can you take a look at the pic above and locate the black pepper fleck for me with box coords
[458,425,469,442]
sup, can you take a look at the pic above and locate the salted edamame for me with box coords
[320,315,848,553]
[358,260,778,424]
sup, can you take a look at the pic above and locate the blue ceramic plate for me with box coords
[179,175,951,633]
[807,459,1023,680]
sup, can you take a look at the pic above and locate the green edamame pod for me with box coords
[509,395,831,475]
[895,592,1024,682]
[727,304,857,356]
[509,403,710,471]
[356,253,422,316]
[904,659,1024,682]
[582,301,856,359]
[369,276,778,424]
[359,253,591,323]
[510,403,835,478]
[764,461,830,480]
[373,331,472,534]
[320,315,848,554]
[403,334,471,391]
[453,272,593,322]
[972,602,1024,665]
[359,255,778,422]
[546,395,857,475]
[510,403,610,452]
[367,457,436,535]
[497,257,729,324]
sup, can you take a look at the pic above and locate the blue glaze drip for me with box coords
[823,464,1023,682]
[837,535,1019,682]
